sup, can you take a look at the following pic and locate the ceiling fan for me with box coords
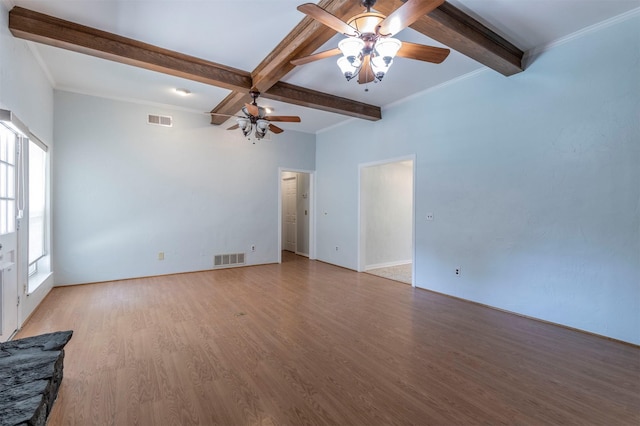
[207,91,301,140]
[292,0,450,84]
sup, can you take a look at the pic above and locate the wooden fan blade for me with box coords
[297,3,358,37]
[265,116,301,123]
[291,48,342,66]
[396,42,450,63]
[269,124,284,134]
[227,124,239,130]
[244,103,259,117]
[377,0,444,36]
[358,55,375,84]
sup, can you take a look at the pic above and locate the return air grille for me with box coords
[147,114,173,127]
[214,253,245,267]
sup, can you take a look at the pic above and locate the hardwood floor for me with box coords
[16,252,640,425]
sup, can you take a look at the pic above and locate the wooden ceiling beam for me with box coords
[8,6,253,92]
[210,0,372,124]
[8,5,383,123]
[375,0,524,76]
[264,82,381,121]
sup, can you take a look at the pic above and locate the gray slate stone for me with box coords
[0,331,72,426]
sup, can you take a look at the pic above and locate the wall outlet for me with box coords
[455,267,461,276]
[251,245,256,252]
[335,246,339,251]
[158,252,165,261]
[426,213,434,221]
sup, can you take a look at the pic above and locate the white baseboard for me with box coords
[364,260,412,271]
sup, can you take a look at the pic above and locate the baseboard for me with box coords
[364,260,411,271]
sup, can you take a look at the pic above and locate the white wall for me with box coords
[53,91,315,285]
[296,172,310,256]
[362,160,412,269]
[0,0,55,326]
[316,14,640,344]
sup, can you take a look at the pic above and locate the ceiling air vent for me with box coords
[147,114,173,127]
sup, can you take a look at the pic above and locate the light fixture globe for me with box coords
[346,11,385,34]
[236,117,251,137]
[375,38,402,64]
[338,37,365,65]
[255,119,270,139]
[337,56,358,80]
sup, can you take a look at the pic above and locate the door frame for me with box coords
[357,155,416,287]
[278,168,316,263]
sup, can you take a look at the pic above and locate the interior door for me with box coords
[283,176,297,253]
[0,124,19,342]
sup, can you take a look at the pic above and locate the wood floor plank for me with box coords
[16,252,640,425]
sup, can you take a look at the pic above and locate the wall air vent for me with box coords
[147,114,173,127]
[214,253,245,268]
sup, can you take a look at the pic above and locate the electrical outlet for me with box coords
[251,245,256,252]
[455,267,461,276]
[335,246,339,251]
[426,213,434,221]
[158,252,165,261]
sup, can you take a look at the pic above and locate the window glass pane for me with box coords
[0,200,6,234]
[29,140,47,264]
[7,132,15,165]
[7,164,14,198]
[0,130,6,162]
[0,163,6,198]
[7,199,15,235]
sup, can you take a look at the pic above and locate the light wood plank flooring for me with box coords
[16,252,640,425]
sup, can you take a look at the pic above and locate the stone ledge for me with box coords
[0,331,73,426]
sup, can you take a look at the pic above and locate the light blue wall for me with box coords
[316,14,640,344]
[53,91,315,285]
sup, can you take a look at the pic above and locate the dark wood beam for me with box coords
[375,0,524,76]
[251,0,365,93]
[210,0,373,123]
[264,82,381,121]
[8,6,252,92]
[9,5,383,123]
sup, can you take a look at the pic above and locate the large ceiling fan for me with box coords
[208,91,301,141]
[292,0,450,84]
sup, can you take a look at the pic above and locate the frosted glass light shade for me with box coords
[371,55,391,80]
[338,37,365,63]
[347,12,385,34]
[375,38,402,61]
[337,56,358,80]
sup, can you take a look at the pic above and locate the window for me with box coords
[28,137,49,289]
[0,125,17,235]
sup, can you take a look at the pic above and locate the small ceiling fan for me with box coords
[207,91,301,140]
[292,0,450,84]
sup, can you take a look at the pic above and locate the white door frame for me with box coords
[357,155,416,287]
[278,167,316,263]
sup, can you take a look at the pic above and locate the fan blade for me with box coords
[358,55,375,84]
[396,42,450,63]
[297,3,358,37]
[244,103,259,117]
[265,116,301,123]
[269,124,284,134]
[291,48,342,66]
[377,0,444,36]
[227,124,239,130]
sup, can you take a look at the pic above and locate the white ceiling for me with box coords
[6,0,640,133]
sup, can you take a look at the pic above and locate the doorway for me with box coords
[279,169,314,262]
[359,157,415,286]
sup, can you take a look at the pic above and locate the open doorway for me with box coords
[279,169,314,263]
[359,157,415,286]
